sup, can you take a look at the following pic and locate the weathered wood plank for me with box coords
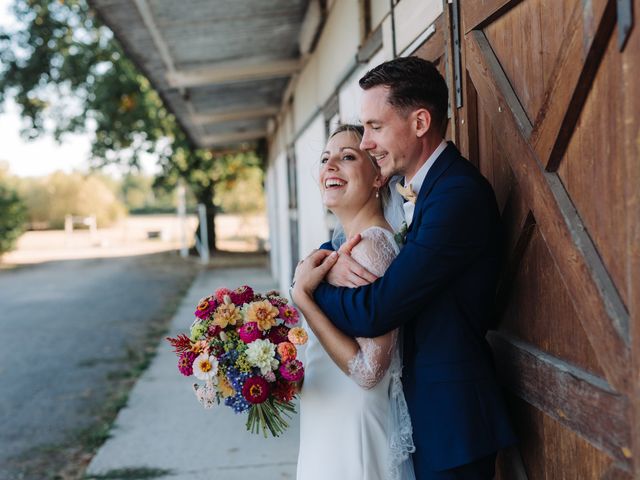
[603,463,635,480]
[461,0,523,34]
[623,17,640,478]
[488,332,632,467]
[466,30,630,391]
[530,0,615,170]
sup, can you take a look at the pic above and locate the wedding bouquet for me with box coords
[166,285,308,437]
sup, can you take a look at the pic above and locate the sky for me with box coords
[0,0,157,178]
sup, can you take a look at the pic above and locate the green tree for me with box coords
[0,166,27,256]
[0,0,263,250]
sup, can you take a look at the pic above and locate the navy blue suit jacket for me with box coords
[314,143,516,474]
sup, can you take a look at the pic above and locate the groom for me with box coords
[300,57,516,478]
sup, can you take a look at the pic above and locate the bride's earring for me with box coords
[375,188,379,198]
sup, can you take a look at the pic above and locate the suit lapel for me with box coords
[407,142,459,233]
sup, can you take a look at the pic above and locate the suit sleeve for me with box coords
[319,241,334,251]
[313,176,494,338]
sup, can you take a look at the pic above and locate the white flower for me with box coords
[193,381,217,409]
[192,353,219,381]
[246,339,279,375]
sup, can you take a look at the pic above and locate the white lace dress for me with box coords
[297,226,415,480]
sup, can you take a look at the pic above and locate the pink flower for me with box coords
[215,288,232,303]
[178,351,197,376]
[279,359,304,382]
[238,322,261,343]
[194,297,217,319]
[264,371,276,382]
[268,324,290,344]
[230,285,254,305]
[278,305,300,326]
[242,376,270,404]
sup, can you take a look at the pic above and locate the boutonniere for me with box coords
[394,221,408,246]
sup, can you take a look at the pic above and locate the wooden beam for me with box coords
[529,0,615,170]
[133,0,176,73]
[461,0,523,34]
[488,332,632,468]
[190,106,279,126]
[466,30,630,391]
[166,59,302,88]
[199,129,267,147]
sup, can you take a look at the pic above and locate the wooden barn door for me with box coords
[442,0,640,478]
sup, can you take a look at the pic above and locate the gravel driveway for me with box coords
[0,252,198,479]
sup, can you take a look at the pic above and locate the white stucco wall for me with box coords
[273,150,293,295]
[294,115,328,261]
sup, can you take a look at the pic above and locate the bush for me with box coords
[0,181,27,256]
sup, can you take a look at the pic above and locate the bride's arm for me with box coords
[292,229,398,389]
[293,292,395,389]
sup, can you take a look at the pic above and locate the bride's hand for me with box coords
[292,249,338,303]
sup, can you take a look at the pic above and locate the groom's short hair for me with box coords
[359,56,448,135]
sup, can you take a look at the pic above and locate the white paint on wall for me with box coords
[394,0,442,55]
[273,151,293,294]
[294,115,328,261]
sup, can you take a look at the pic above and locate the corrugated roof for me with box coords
[88,0,310,149]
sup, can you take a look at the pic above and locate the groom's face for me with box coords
[359,86,420,178]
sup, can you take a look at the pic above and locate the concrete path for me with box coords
[86,267,299,480]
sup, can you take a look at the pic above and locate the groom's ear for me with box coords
[414,108,432,138]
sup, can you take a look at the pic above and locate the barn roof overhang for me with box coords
[87,0,320,150]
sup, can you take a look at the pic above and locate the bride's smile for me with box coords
[319,130,384,221]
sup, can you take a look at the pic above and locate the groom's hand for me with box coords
[326,234,378,288]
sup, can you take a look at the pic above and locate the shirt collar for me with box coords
[403,140,448,194]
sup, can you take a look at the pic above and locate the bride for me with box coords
[292,125,414,480]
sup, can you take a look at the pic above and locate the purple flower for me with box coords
[238,322,261,343]
[230,285,254,305]
[194,297,217,319]
[279,359,304,382]
[278,305,300,326]
[178,351,197,376]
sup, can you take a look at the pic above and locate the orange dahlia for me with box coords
[246,300,279,331]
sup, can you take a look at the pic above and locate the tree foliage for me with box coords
[0,0,265,249]
[0,166,27,256]
[18,171,126,229]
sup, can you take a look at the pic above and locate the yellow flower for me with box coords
[288,327,308,345]
[218,372,235,398]
[246,300,279,331]
[213,302,242,328]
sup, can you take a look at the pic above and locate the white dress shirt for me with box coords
[402,140,448,226]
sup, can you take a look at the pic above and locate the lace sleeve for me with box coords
[346,227,400,389]
[349,227,399,278]
[347,331,397,389]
